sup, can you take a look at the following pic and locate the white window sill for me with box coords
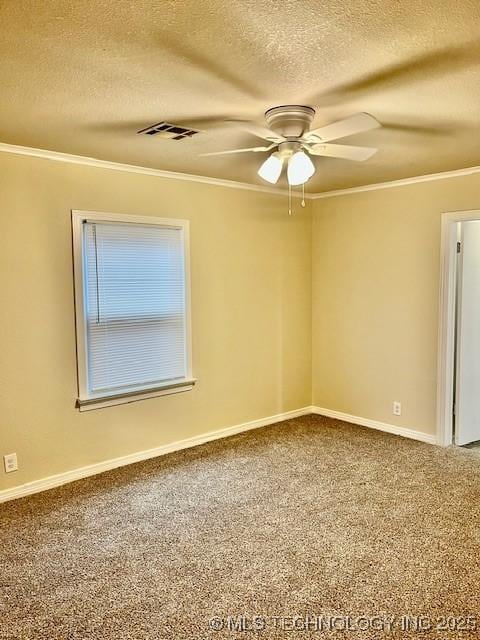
[77,379,196,411]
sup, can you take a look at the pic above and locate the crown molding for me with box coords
[0,141,306,198]
[3,140,479,201]
[310,164,480,199]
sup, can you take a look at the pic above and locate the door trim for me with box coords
[437,209,480,446]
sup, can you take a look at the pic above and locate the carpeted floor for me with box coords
[2,415,480,639]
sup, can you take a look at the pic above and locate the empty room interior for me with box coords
[3,1,480,638]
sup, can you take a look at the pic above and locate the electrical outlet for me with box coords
[393,401,402,416]
[3,453,18,473]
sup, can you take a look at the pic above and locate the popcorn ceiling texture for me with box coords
[1,1,480,191]
[2,414,480,639]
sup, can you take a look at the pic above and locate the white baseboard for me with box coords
[0,405,438,504]
[0,407,311,504]
[311,406,438,445]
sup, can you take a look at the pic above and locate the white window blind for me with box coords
[74,214,192,407]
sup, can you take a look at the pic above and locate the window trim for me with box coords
[72,210,195,411]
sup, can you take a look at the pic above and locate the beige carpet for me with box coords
[2,415,480,639]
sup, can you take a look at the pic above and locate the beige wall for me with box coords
[312,174,480,436]
[5,147,479,493]
[0,152,312,490]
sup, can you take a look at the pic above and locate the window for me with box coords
[72,211,194,410]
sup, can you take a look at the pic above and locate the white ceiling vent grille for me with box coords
[137,122,200,140]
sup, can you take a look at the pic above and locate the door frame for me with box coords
[437,209,480,446]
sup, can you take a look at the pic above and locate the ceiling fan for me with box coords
[200,106,381,185]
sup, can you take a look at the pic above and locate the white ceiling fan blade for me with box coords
[307,143,378,161]
[225,120,286,142]
[200,144,276,157]
[306,113,381,142]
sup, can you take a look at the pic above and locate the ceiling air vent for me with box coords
[137,122,200,140]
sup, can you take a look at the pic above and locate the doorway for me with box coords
[437,210,480,446]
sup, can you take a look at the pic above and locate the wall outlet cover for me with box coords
[3,453,18,473]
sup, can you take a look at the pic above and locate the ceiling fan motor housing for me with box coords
[265,105,315,139]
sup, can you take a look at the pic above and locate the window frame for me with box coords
[72,210,194,411]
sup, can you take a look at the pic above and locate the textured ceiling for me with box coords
[1,0,480,192]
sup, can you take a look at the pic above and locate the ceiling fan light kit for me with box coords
[258,140,314,186]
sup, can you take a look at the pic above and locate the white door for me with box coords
[455,220,480,445]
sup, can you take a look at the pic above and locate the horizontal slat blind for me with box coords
[83,221,187,396]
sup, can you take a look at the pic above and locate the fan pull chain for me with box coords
[288,183,292,216]
[301,183,306,207]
